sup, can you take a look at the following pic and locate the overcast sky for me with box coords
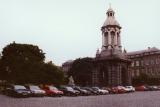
[0,0,159,65]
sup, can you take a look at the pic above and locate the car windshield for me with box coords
[30,86,40,90]
[66,87,74,91]
[14,85,26,90]
[84,88,92,91]
[74,86,80,90]
[49,86,58,90]
[92,87,99,90]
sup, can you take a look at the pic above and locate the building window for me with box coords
[135,61,139,66]
[145,60,149,65]
[136,69,140,76]
[156,59,159,64]
[158,69,160,75]
[131,62,134,67]
[150,60,154,65]
[141,60,144,66]
[110,13,112,16]
[155,68,158,75]
[145,68,148,74]
[150,68,153,75]
[132,70,134,77]
[104,32,108,45]
[117,33,119,45]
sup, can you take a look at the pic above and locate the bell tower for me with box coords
[93,5,131,87]
[101,6,122,53]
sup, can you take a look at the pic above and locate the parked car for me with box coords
[82,87,99,95]
[101,87,112,94]
[42,85,63,97]
[145,86,159,91]
[5,85,31,97]
[135,85,147,91]
[25,85,46,97]
[110,87,119,94]
[110,86,126,94]
[59,86,80,96]
[117,86,127,93]
[92,87,109,95]
[125,86,135,92]
[72,86,91,96]
[156,86,160,90]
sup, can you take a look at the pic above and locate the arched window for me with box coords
[111,31,115,45]
[110,13,112,16]
[104,32,108,45]
[107,13,110,17]
[117,32,119,45]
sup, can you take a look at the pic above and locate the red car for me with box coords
[111,86,126,94]
[110,87,119,94]
[117,86,127,93]
[135,85,146,91]
[42,86,63,97]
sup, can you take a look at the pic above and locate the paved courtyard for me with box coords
[0,91,160,107]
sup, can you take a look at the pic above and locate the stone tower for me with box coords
[93,6,131,87]
[100,6,122,57]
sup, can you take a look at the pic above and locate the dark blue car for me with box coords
[5,85,31,98]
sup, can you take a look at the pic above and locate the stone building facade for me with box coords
[127,47,160,78]
[62,60,73,77]
[62,6,160,86]
[92,7,131,87]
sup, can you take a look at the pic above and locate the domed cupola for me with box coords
[101,5,122,53]
[102,7,120,27]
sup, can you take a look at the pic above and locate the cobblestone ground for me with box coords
[0,91,160,107]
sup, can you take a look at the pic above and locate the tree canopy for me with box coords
[68,57,94,86]
[0,42,64,85]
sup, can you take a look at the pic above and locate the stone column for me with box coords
[92,66,99,86]
[106,31,109,46]
[108,65,112,86]
[102,32,106,50]
[114,31,118,48]
[108,31,111,49]
[117,33,121,50]
[117,64,121,85]
[127,66,132,85]
[119,65,122,85]
[102,32,104,46]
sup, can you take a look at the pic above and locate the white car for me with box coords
[125,86,135,92]
[27,85,46,97]
[92,87,109,95]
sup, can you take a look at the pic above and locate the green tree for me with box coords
[0,42,64,85]
[68,57,93,86]
[132,73,149,85]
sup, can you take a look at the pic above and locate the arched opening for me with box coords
[121,67,127,86]
[110,13,112,16]
[104,32,108,45]
[105,68,109,86]
[111,31,115,46]
[117,32,119,45]
[98,63,109,87]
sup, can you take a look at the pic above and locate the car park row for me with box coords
[1,84,160,98]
